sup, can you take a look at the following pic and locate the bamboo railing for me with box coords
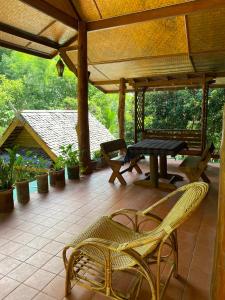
[211,105,225,298]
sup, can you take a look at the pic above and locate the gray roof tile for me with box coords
[20,110,114,156]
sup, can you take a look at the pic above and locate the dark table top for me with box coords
[128,139,187,156]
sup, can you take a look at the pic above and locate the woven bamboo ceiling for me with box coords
[1,0,225,92]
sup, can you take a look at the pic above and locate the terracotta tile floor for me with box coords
[0,159,218,300]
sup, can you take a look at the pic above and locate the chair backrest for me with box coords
[100,139,127,155]
[201,142,215,161]
[126,183,208,252]
[157,182,208,232]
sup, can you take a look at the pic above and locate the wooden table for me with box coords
[127,139,187,190]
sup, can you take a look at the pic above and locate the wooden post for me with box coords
[211,105,225,299]
[201,76,209,152]
[77,21,91,173]
[118,78,126,140]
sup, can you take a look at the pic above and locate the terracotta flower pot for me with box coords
[16,181,30,204]
[0,188,14,213]
[67,165,79,180]
[37,173,49,193]
[50,169,65,188]
[49,170,56,187]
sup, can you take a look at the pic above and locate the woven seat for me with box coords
[63,182,208,299]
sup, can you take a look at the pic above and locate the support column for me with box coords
[77,21,91,173]
[211,105,225,299]
[201,76,209,152]
[118,78,126,140]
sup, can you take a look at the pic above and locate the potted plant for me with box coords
[35,157,49,193]
[61,144,80,180]
[14,152,34,204]
[92,149,106,169]
[0,146,17,213]
[49,155,66,187]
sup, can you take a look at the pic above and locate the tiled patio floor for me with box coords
[0,159,218,300]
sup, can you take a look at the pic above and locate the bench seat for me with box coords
[179,143,214,183]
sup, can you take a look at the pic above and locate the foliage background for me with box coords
[0,48,224,151]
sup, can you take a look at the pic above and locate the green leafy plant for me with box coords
[92,149,102,160]
[60,144,79,167]
[34,156,49,175]
[14,151,35,182]
[0,146,18,191]
[51,155,65,171]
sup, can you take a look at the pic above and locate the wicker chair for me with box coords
[63,182,208,300]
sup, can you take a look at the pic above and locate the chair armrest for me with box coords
[109,208,139,219]
[109,209,162,232]
[77,237,122,252]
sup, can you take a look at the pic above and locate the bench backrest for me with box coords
[100,139,127,155]
[143,129,201,149]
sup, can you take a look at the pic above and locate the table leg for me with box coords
[150,154,158,187]
[159,155,167,178]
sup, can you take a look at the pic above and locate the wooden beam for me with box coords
[131,77,213,88]
[20,0,78,29]
[0,39,53,59]
[77,21,91,173]
[60,45,78,52]
[0,22,59,49]
[211,104,225,299]
[0,119,22,148]
[118,78,126,140]
[87,0,225,31]
[92,80,121,85]
[68,0,81,20]
[59,51,77,75]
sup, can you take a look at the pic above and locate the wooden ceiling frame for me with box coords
[19,0,78,29]
[86,0,225,32]
[130,76,214,88]
[0,39,54,59]
[0,22,60,49]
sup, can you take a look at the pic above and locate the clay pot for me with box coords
[0,188,14,213]
[50,169,65,188]
[16,181,30,204]
[67,166,79,180]
[37,173,49,193]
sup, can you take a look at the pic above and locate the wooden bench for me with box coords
[143,129,202,156]
[100,139,142,185]
[179,143,215,183]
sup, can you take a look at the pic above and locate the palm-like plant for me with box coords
[0,146,18,191]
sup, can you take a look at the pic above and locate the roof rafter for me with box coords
[0,22,60,49]
[87,0,225,31]
[20,0,78,29]
[0,39,54,59]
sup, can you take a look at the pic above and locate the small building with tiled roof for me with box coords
[0,110,114,162]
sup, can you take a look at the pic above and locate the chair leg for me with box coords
[109,171,117,183]
[134,164,142,174]
[109,168,127,185]
[201,171,210,183]
[117,173,127,185]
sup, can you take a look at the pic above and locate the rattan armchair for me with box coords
[63,182,208,299]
